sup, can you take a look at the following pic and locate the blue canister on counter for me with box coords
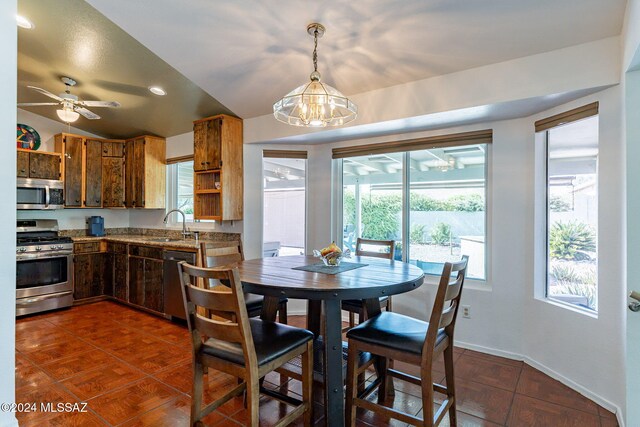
[87,216,105,237]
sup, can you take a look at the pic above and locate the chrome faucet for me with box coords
[163,209,191,239]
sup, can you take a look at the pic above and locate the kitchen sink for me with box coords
[149,238,183,243]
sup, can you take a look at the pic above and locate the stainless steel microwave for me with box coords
[17,178,64,210]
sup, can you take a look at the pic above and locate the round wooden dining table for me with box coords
[235,255,425,427]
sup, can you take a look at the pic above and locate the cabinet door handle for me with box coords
[20,169,25,173]
[200,162,205,165]
[76,199,80,203]
[96,199,100,204]
[31,170,35,174]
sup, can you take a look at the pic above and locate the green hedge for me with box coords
[343,191,484,241]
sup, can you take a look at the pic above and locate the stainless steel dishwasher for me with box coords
[163,250,196,320]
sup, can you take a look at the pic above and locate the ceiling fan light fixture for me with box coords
[149,86,166,96]
[273,23,357,128]
[16,15,34,29]
[56,106,80,123]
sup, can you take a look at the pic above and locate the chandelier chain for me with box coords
[312,28,319,72]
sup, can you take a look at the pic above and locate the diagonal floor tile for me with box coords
[507,394,600,427]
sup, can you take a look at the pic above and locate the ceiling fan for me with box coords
[18,76,120,122]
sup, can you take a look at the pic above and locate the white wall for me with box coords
[1,2,18,426]
[623,0,640,71]
[16,109,133,230]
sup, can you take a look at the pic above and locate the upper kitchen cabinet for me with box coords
[55,134,109,208]
[102,140,125,208]
[125,136,166,209]
[55,134,84,207]
[193,114,243,221]
[16,149,61,180]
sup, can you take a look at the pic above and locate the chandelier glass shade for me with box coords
[273,23,357,127]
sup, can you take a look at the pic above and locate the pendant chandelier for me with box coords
[273,23,357,127]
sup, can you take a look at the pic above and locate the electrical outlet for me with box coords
[462,305,471,318]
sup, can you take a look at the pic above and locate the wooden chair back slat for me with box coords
[438,302,457,329]
[193,314,243,343]
[186,281,238,313]
[443,275,465,302]
[201,241,243,267]
[355,238,395,260]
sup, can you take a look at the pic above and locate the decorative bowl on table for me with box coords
[313,242,350,266]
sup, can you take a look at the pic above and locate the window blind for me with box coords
[263,150,308,159]
[331,129,492,159]
[534,102,599,133]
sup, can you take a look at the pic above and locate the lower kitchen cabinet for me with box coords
[73,253,108,300]
[113,253,128,302]
[128,255,164,313]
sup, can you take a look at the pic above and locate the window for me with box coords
[167,159,195,223]
[544,116,599,312]
[409,146,486,279]
[263,153,307,256]
[339,133,489,280]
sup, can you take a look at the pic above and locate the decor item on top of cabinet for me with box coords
[125,135,166,209]
[273,23,357,128]
[16,124,41,150]
[193,114,243,221]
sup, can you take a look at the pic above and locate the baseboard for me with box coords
[455,340,625,427]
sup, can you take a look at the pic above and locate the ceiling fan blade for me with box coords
[79,100,121,108]
[74,106,101,120]
[27,86,64,102]
[17,102,59,106]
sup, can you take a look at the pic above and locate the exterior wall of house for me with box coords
[1,1,19,426]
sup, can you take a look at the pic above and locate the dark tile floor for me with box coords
[14,301,618,426]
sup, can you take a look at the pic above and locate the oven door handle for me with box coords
[45,185,50,208]
[16,253,72,261]
[17,291,73,307]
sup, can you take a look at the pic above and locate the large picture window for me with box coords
[338,132,489,280]
[543,115,599,312]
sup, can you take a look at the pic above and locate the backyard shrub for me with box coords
[430,222,452,245]
[410,224,427,244]
[549,221,596,260]
[549,195,572,212]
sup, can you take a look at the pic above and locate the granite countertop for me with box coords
[70,233,239,251]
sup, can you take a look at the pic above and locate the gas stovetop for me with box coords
[16,219,73,256]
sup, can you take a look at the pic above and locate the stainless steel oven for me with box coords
[16,220,74,316]
[17,178,64,210]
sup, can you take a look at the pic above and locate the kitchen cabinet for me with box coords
[106,243,127,301]
[73,242,109,301]
[102,141,125,208]
[16,149,61,180]
[192,114,243,221]
[125,136,166,209]
[128,244,164,313]
[55,134,97,208]
[85,139,103,207]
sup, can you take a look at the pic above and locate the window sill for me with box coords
[536,296,598,319]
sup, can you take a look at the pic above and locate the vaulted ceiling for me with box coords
[17,0,626,138]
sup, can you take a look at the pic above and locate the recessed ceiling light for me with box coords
[148,86,166,96]
[16,15,34,29]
